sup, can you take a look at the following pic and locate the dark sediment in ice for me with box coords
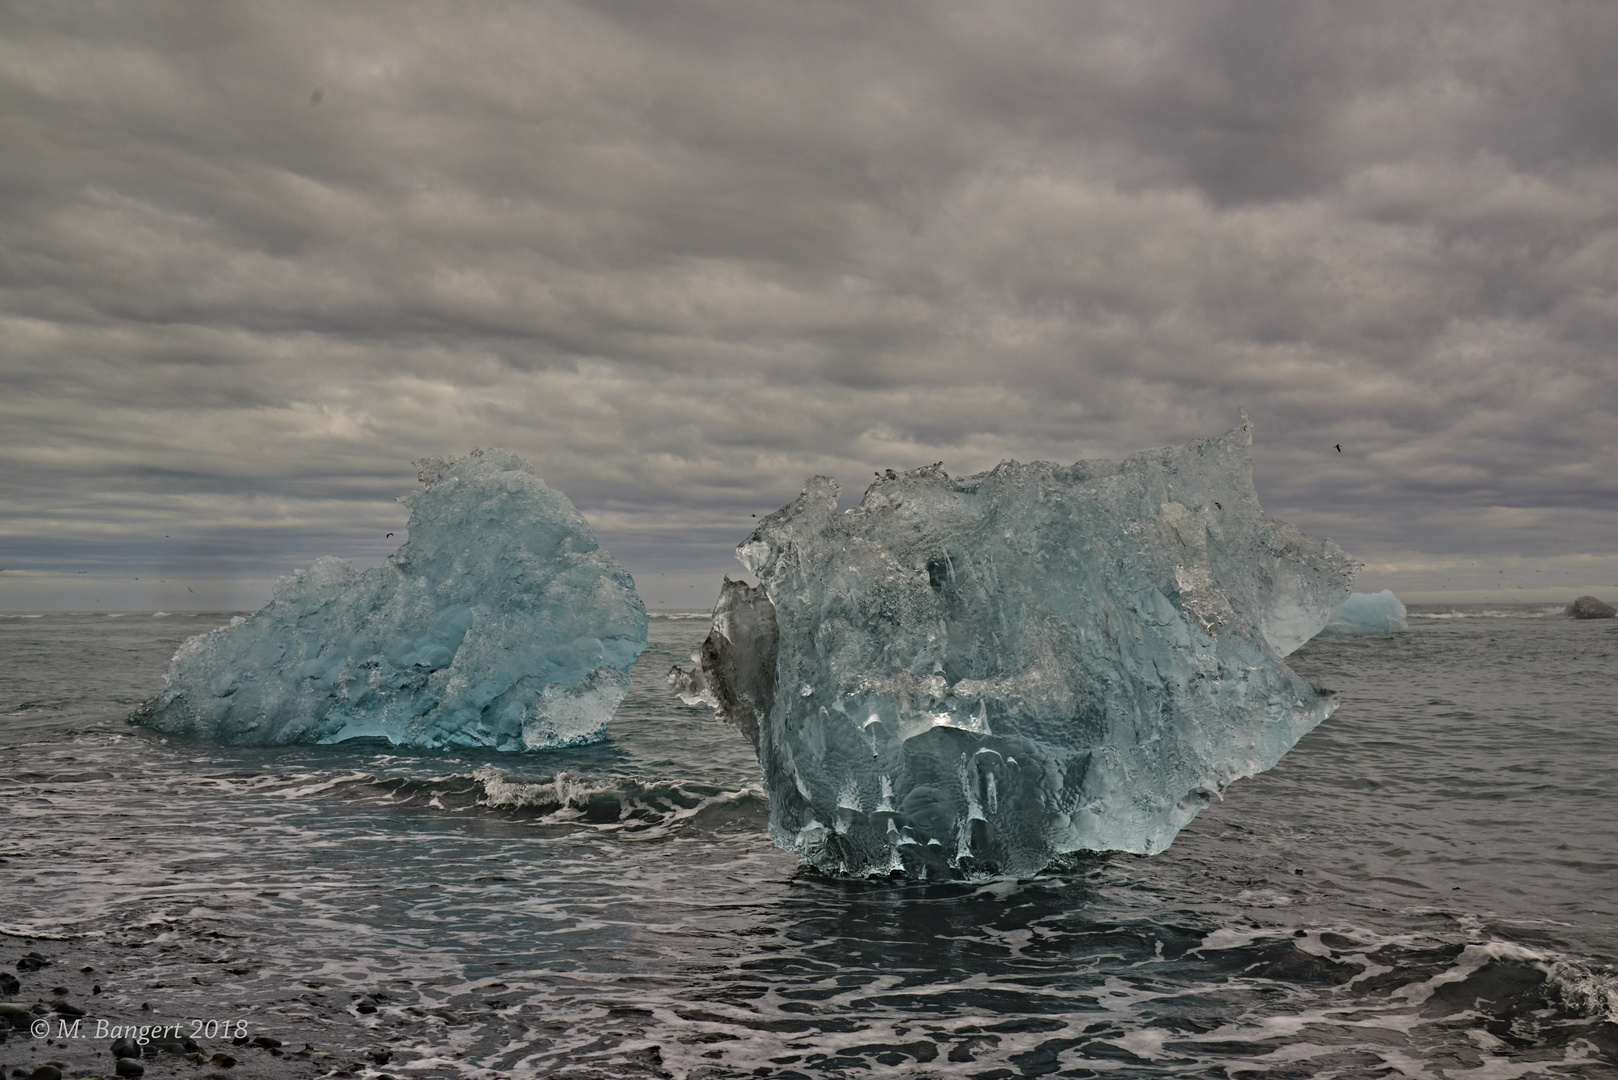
[694,578,777,751]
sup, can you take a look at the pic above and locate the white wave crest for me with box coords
[1549,961,1618,1021]
[1410,606,1565,620]
[472,764,763,835]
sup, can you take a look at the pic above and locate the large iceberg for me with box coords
[131,450,647,750]
[692,421,1358,878]
[1320,590,1408,635]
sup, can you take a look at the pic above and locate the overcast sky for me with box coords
[3,1,1616,612]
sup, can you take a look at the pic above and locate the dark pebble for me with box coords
[50,987,68,997]
[233,1035,249,1045]
[0,973,19,995]
[0,1003,34,1029]
[356,1002,377,1014]
[52,1002,84,1018]
[144,1033,196,1055]
[79,966,93,974]
[29,1066,62,1080]
[115,1057,146,1078]
[16,953,49,973]
[250,1035,282,1048]
[112,1036,141,1058]
[210,1052,237,1067]
[92,985,101,995]
[370,1049,391,1064]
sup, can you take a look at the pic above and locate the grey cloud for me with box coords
[2,1,1616,613]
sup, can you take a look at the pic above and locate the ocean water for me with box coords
[2,606,1615,1078]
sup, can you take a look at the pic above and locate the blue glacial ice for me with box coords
[131,449,647,750]
[1320,590,1408,635]
[691,421,1358,878]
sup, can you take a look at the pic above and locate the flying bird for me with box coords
[1335,444,1341,452]
[386,533,393,538]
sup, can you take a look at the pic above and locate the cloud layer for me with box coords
[3,1,1616,610]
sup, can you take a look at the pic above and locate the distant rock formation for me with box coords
[1567,595,1617,619]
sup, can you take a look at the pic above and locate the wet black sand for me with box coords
[3,930,393,1080]
[1,928,687,1080]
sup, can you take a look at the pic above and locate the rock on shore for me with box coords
[1567,595,1617,619]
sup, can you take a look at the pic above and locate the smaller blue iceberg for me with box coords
[131,449,647,750]
[1320,590,1407,635]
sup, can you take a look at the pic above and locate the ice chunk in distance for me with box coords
[702,420,1358,878]
[131,450,647,750]
[1320,590,1408,635]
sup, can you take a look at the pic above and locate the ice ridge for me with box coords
[131,449,647,750]
[692,420,1358,878]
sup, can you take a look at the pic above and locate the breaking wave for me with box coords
[472,764,767,834]
[1410,606,1567,620]
[212,764,769,838]
[1551,960,1618,1022]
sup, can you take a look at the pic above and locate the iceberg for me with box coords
[131,450,647,750]
[1320,590,1408,635]
[693,420,1357,878]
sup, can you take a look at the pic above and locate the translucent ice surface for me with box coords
[1320,590,1408,635]
[131,450,647,750]
[699,421,1358,878]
